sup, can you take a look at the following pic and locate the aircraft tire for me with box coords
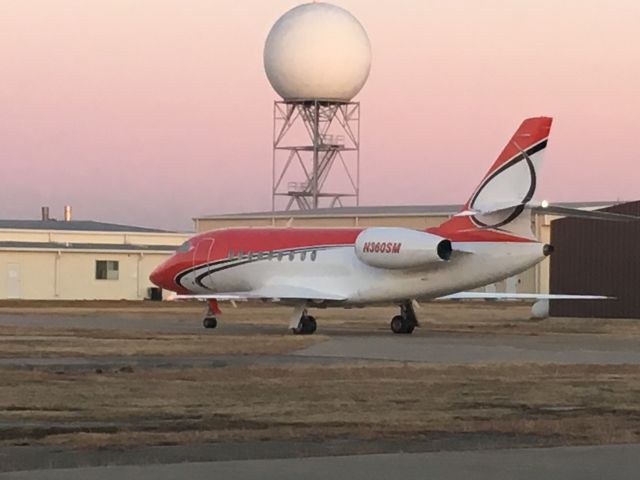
[292,315,317,335]
[391,315,405,334]
[203,317,218,329]
[304,315,317,334]
[390,315,414,334]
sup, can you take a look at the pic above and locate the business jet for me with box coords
[150,117,633,334]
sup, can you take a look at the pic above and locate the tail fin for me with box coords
[438,117,553,239]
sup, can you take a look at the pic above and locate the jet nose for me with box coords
[149,259,172,290]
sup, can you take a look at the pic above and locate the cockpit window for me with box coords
[176,240,192,253]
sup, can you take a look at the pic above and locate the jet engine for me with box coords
[354,227,452,269]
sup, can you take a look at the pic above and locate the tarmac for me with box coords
[3,311,640,367]
[295,332,640,364]
[1,444,638,480]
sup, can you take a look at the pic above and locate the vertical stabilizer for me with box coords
[437,117,552,239]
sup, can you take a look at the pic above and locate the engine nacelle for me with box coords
[354,227,452,269]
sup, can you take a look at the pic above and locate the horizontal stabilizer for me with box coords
[454,201,531,217]
[457,202,639,222]
[438,292,611,301]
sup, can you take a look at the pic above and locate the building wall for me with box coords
[0,229,185,246]
[549,201,640,318]
[1,251,57,299]
[195,214,451,232]
[0,228,188,300]
[0,249,176,300]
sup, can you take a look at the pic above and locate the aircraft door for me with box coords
[200,239,216,289]
[184,238,215,292]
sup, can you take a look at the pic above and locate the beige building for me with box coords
[0,219,188,300]
[195,202,612,295]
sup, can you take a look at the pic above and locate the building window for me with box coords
[96,260,119,280]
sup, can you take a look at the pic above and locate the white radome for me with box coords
[264,2,371,102]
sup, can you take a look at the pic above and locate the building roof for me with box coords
[0,241,178,252]
[196,201,617,220]
[0,220,172,233]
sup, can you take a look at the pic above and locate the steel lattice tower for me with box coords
[272,100,361,211]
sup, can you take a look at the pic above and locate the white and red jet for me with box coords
[150,117,626,334]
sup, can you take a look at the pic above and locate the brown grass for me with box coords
[1,363,640,448]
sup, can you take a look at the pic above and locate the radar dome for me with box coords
[264,2,371,102]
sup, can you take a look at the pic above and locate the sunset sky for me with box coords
[1,0,638,230]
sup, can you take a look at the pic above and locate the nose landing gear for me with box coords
[203,316,217,329]
[202,299,220,329]
[390,301,418,334]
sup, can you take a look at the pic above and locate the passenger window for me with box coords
[300,251,307,261]
[311,250,317,261]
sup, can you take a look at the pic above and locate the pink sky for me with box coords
[1,0,638,230]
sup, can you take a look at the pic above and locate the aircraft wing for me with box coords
[170,285,347,302]
[438,292,611,300]
[169,293,252,301]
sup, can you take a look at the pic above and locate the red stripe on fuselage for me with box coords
[428,217,535,242]
[192,227,362,264]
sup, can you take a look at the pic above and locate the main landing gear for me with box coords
[292,311,317,335]
[289,305,317,335]
[390,301,419,334]
[202,299,220,329]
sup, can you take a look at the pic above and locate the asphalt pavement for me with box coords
[2,444,638,480]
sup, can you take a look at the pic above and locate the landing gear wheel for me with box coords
[390,315,414,334]
[390,315,405,334]
[292,315,317,335]
[391,301,419,334]
[203,317,218,329]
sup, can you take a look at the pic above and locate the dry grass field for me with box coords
[1,301,640,450]
[2,364,640,449]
